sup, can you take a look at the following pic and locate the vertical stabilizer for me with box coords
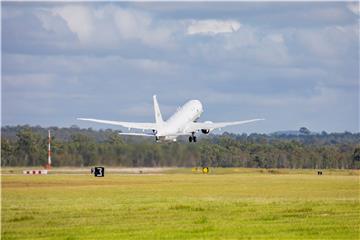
[153,95,164,124]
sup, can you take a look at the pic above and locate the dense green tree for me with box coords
[1,139,15,166]
[352,147,360,169]
[15,128,46,166]
[1,125,359,169]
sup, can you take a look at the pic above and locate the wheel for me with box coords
[189,136,193,142]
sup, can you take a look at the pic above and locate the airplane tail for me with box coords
[153,95,164,124]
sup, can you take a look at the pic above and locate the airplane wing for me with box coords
[185,118,265,133]
[118,132,155,137]
[77,118,157,130]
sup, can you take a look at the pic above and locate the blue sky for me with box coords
[2,2,359,133]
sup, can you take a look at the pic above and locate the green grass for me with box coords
[2,169,360,239]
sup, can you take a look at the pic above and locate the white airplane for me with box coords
[77,95,264,142]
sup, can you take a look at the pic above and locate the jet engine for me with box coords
[201,129,210,134]
[201,121,213,134]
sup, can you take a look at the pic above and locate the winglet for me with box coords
[153,95,164,124]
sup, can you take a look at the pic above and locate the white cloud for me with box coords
[265,34,284,44]
[2,8,23,19]
[193,84,351,112]
[212,26,291,66]
[113,7,174,48]
[347,2,359,16]
[127,58,180,75]
[2,3,358,132]
[43,4,177,49]
[117,104,153,117]
[187,20,241,35]
[294,25,358,59]
[52,5,94,43]
[3,53,180,80]
[3,74,54,88]
[113,7,151,40]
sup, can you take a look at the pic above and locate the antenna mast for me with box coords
[47,130,51,169]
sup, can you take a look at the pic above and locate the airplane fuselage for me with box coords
[156,100,203,141]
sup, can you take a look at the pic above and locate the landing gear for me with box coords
[188,133,197,143]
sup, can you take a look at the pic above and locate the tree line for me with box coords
[1,125,360,169]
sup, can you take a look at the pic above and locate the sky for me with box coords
[1,2,359,134]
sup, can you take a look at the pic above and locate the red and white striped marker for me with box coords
[23,170,48,175]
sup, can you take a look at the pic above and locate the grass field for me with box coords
[2,168,360,239]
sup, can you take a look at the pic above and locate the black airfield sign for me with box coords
[91,167,105,177]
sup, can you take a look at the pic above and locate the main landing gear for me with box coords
[188,133,197,143]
